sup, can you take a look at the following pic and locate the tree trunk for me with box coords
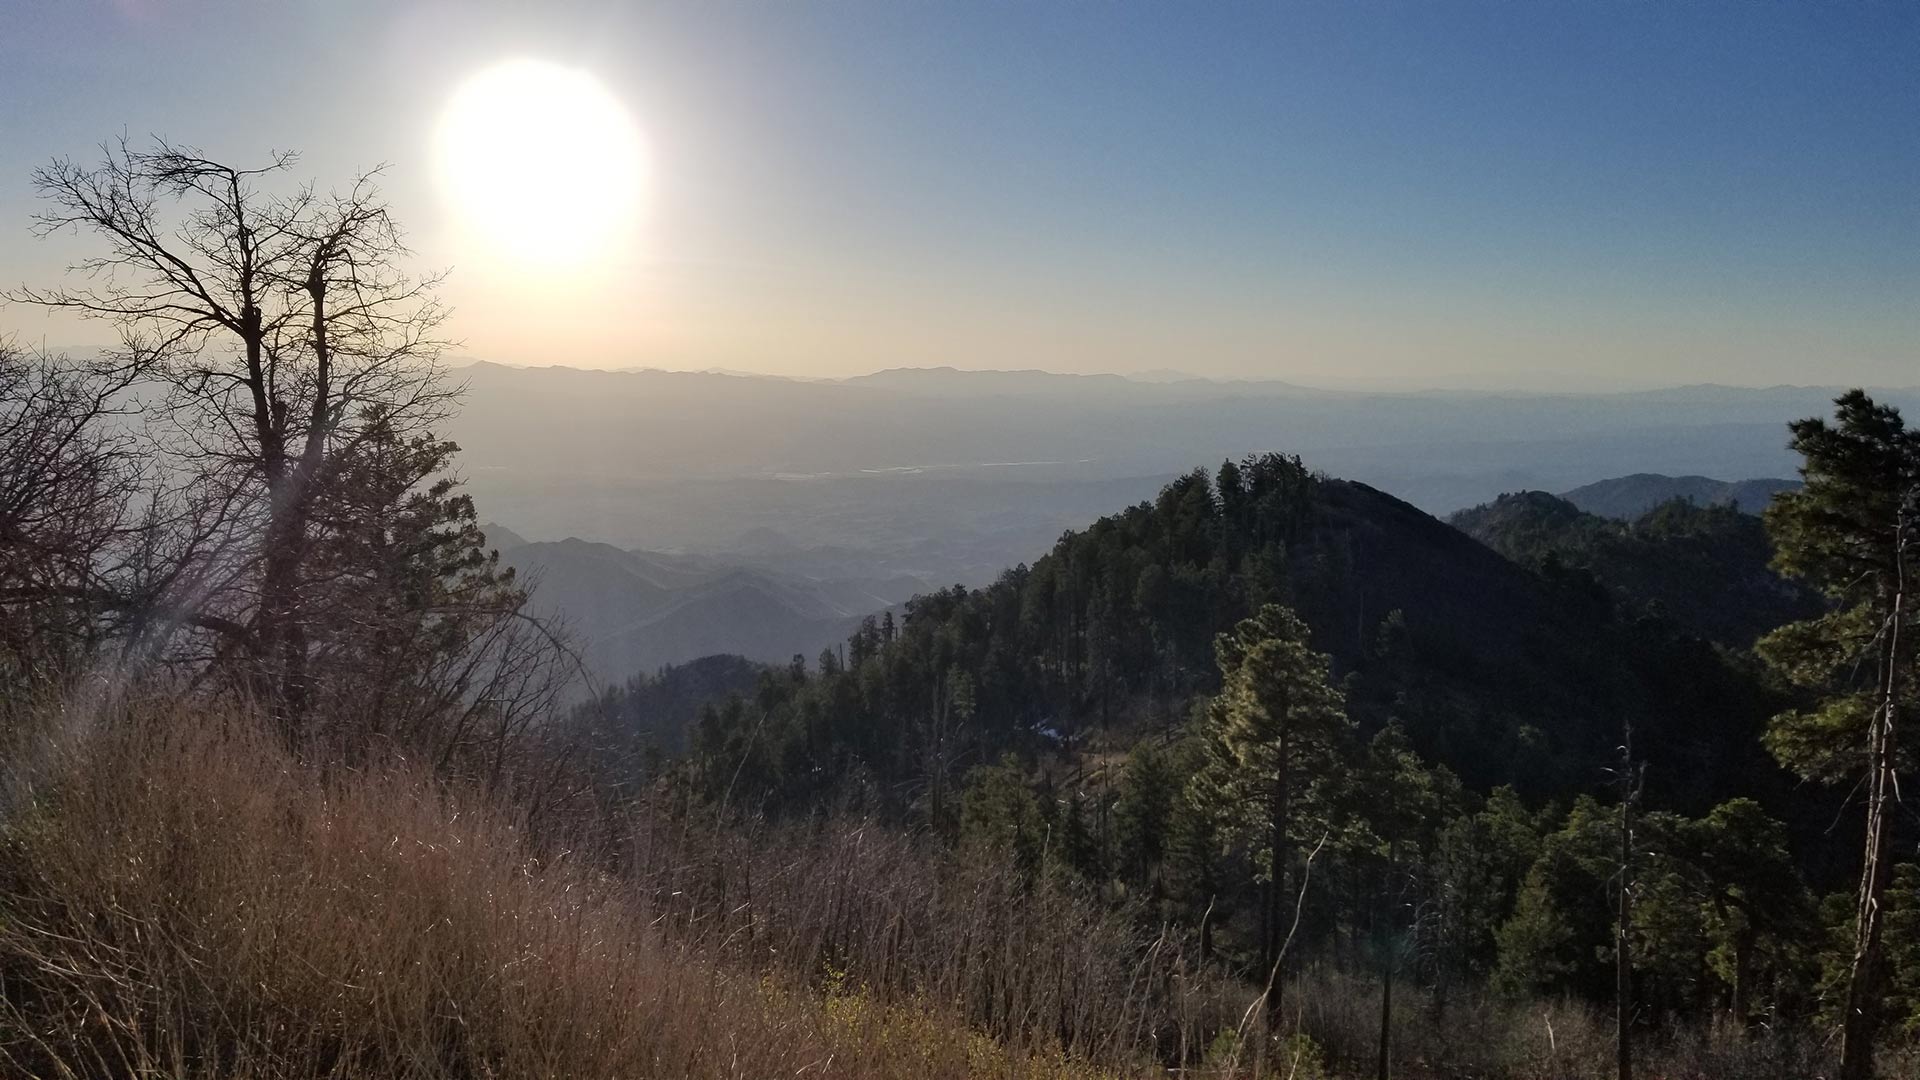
[1729,919,1754,1024]
[1378,949,1394,1080]
[1617,724,1635,1080]
[1840,702,1894,1080]
[238,305,308,733]
[1199,891,1214,961]
[260,463,314,735]
[1377,841,1396,1080]
[1840,538,1903,1080]
[1264,731,1291,1028]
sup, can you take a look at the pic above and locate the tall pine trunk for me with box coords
[1840,530,1904,1080]
[1264,730,1290,1028]
[1617,721,1635,1080]
[1729,919,1754,1023]
[1376,840,1396,1080]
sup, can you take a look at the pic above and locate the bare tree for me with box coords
[0,340,144,679]
[11,139,456,737]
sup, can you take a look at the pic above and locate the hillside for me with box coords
[570,653,765,769]
[666,455,1795,814]
[1451,491,1822,647]
[497,536,918,684]
[1559,472,1801,519]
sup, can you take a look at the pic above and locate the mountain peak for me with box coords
[1559,474,1799,519]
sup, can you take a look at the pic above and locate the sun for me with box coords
[434,59,648,267]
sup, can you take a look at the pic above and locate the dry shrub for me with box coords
[0,701,1134,1079]
[1284,962,1840,1080]
[618,811,1238,1065]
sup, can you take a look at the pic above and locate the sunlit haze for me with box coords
[435,58,649,268]
[1,1,1916,387]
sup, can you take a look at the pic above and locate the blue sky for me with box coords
[1,0,1915,387]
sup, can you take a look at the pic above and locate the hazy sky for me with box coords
[2,1,1916,388]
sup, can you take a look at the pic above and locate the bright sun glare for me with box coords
[435,59,648,267]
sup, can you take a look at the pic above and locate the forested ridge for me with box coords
[657,458,1792,814]
[1453,491,1822,647]
[586,434,1920,1075]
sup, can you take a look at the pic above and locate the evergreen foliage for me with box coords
[610,444,1865,1059]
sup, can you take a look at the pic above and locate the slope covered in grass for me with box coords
[0,704,1154,1080]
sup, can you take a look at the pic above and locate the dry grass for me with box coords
[0,701,1139,1079]
[0,694,1874,1079]
[614,809,1238,1065]
[1284,962,1837,1079]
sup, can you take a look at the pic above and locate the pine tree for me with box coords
[1194,602,1350,1023]
[1114,739,1179,897]
[304,407,537,756]
[1427,786,1545,994]
[1682,798,1813,1022]
[959,755,1049,878]
[1493,797,1617,1000]
[1759,390,1920,1080]
[1358,723,1463,1080]
[1059,790,1105,885]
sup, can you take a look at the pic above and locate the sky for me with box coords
[0,0,1916,389]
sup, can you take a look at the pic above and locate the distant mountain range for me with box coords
[485,527,921,686]
[492,468,1817,692]
[1558,474,1802,519]
[447,363,1906,594]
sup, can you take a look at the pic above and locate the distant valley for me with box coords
[449,363,1882,592]
[459,363,1834,682]
[487,526,922,684]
